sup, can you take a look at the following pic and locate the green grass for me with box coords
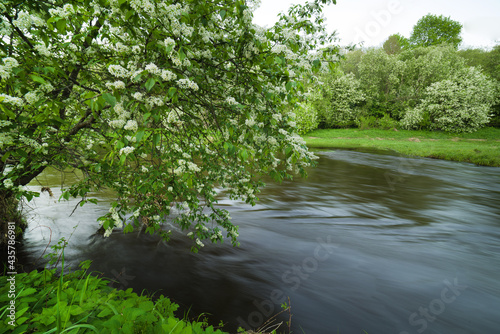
[0,261,229,334]
[303,127,500,167]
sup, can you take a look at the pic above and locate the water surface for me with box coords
[20,150,500,333]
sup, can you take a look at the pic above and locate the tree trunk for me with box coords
[0,190,27,272]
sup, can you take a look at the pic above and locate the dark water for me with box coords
[19,150,500,334]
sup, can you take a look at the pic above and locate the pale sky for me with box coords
[253,0,500,49]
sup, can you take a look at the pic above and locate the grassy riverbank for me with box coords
[0,263,229,334]
[303,127,500,167]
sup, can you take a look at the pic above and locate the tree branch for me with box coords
[4,13,34,49]
[67,76,101,94]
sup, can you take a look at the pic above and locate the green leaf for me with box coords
[124,223,134,233]
[145,78,156,92]
[97,308,113,318]
[178,49,186,61]
[102,93,116,107]
[11,324,29,334]
[69,305,85,316]
[168,87,177,98]
[19,288,37,297]
[136,130,145,142]
[0,106,16,119]
[220,9,227,20]
[125,9,135,20]
[1,151,11,162]
[239,149,248,161]
[30,74,47,84]
[153,133,160,146]
[56,19,67,33]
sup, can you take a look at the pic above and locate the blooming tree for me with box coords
[312,72,365,128]
[400,67,497,133]
[0,0,338,251]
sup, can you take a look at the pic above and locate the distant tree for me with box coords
[409,14,462,48]
[484,45,500,82]
[458,45,500,127]
[312,73,365,128]
[400,67,497,133]
[339,49,365,77]
[383,34,408,54]
[458,48,489,68]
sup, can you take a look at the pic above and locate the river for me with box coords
[19,149,500,334]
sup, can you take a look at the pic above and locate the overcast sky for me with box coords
[252,0,500,49]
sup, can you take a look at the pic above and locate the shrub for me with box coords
[401,67,497,133]
[356,113,398,130]
[312,73,365,128]
[293,103,320,134]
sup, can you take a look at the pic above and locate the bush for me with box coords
[312,73,365,128]
[293,103,320,134]
[400,67,497,133]
[356,113,398,130]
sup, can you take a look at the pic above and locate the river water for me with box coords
[19,150,500,334]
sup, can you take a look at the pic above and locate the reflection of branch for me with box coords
[30,225,53,264]
[70,198,84,217]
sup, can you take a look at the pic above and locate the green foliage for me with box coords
[340,49,364,77]
[356,48,405,119]
[339,45,484,123]
[0,0,339,250]
[311,73,365,128]
[355,114,398,130]
[382,34,408,55]
[458,46,500,126]
[398,45,467,95]
[409,14,463,48]
[293,103,320,134]
[319,43,498,133]
[0,264,227,334]
[400,67,497,133]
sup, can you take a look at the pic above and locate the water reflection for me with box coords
[19,150,500,333]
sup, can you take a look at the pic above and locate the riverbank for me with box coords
[303,127,500,167]
[0,264,230,333]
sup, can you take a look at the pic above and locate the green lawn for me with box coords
[303,127,500,167]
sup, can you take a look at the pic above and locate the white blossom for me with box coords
[3,178,14,189]
[124,120,138,132]
[177,78,199,91]
[108,64,129,78]
[119,146,135,155]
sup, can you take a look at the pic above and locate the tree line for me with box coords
[296,14,500,134]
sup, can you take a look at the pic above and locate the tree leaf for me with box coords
[145,78,156,92]
[30,74,47,84]
[102,93,116,107]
